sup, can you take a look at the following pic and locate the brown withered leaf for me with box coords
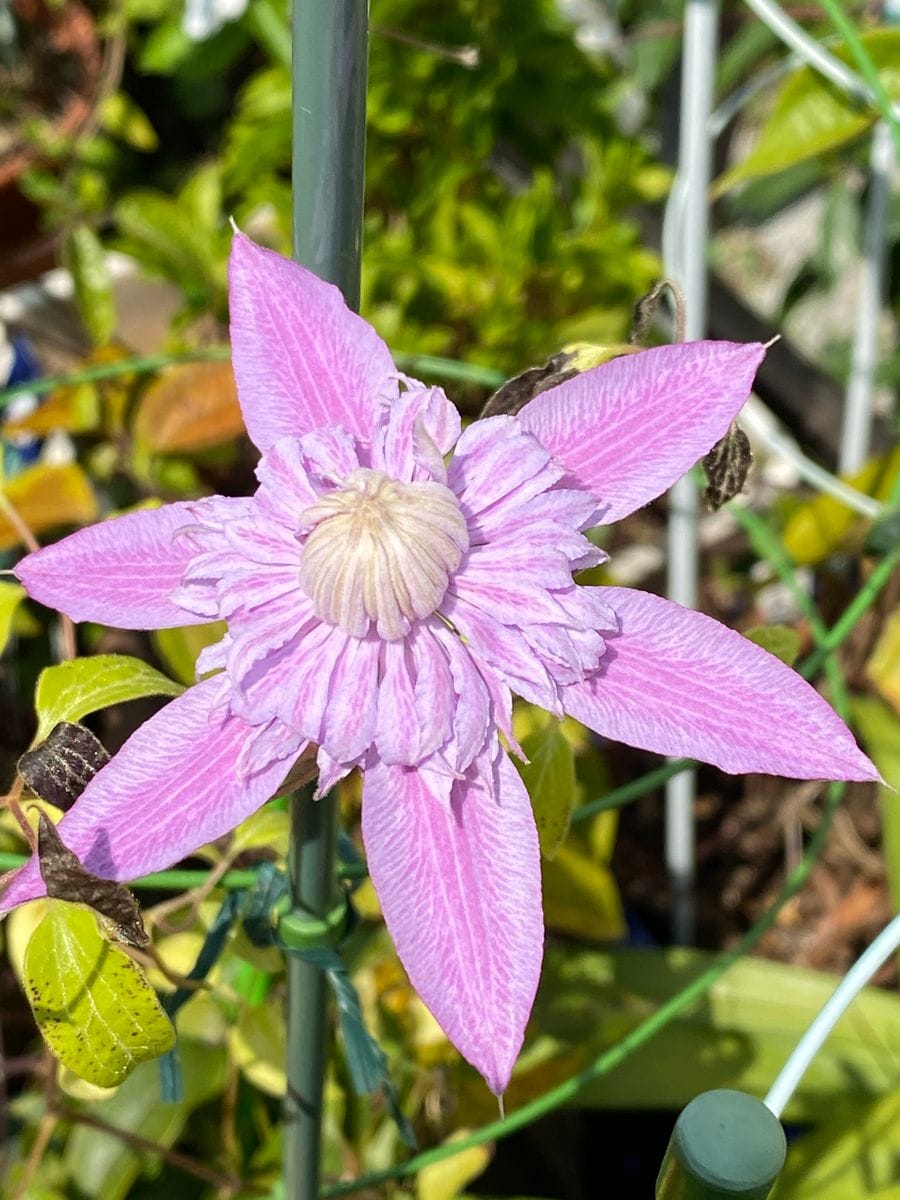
[36,814,149,948]
[703,423,753,510]
[479,350,579,420]
[132,360,244,453]
[630,279,686,345]
[18,722,110,812]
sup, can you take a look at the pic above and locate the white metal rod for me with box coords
[663,0,721,946]
[841,120,896,475]
[742,0,900,116]
[765,912,900,1117]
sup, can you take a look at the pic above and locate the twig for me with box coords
[56,1107,264,1195]
[11,1112,59,1199]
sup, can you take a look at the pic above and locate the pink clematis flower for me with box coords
[3,234,875,1094]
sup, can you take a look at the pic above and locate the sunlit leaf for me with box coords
[537,946,900,1119]
[228,997,287,1096]
[744,624,802,666]
[34,653,183,744]
[150,619,225,686]
[0,580,27,655]
[866,607,900,715]
[417,1133,491,1200]
[132,360,245,453]
[100,92,159,151]
[772,1091,900,1199]
[714,30,900,194]
[542,839,626,940]
[517,719,577,858]
[23,901,174,1087]
[64,225,117,348]
[231,803,289,858]
[3,384,100,437]
[852,695,900,932]
[0,463,98,551]
[64,1040,227,1200]
[782,446,900,565]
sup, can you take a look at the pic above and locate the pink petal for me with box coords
[1,677,303,909]
[563,587,878,781]
[362,749,543,1094]
[448,416,562,521]
[14,501,235,629]
[228,233,399,450]
[517,341,767,524]
[371,387,461,483]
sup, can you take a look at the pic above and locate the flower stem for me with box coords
[286,5,368,1200]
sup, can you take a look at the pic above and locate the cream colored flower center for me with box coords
[299,468,469,641]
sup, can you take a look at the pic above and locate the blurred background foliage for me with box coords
[0,0,899,1197]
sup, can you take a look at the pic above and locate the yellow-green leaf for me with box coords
[152,620,226,685]
[34,653,183,744]
[744,624,801,666]
[64,225,117,348]
[100,92,158,151]
[132,360,244,453]
[517,719,577,858]
[0,463,98,551]
[542,839,626,940]
[3,382,100,437]
[866,607,900,716]
[772,1091,900,1199]
[0,580,27,656]
[714,30,900,195]
[417,1133,491,1200]
[23,901,175,1087]
[783,446,900,565]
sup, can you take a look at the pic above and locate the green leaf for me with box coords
[517,719,577,858]
[63,225,117,347]
[0,580,27,656]
[536,946,900,1120]
[34,654,183,744]
[23,901,174,1087]
[714,29,900,194]
[152,620,226,685]
[851,695,900,924]
[782,446,900,566]
[99,92,158,151]
[64,1040,227,1200]
[744,624,802,666]
[772,1091,900,1199]
[417,1135,491,1200]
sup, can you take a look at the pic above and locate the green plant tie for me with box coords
[277,899,351,952]
[656,1090,786,1200]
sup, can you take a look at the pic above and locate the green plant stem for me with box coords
[321,781,847,1197]
[285,5,368,1200]
[0,349,500,408]
[571,758,693,823]
[0,348,232,405]
[730,503,846,708]
[816,0,900,157]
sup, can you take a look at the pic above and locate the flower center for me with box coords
[299,468,469,641]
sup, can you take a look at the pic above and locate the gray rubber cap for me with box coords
[656,1089,786,1200]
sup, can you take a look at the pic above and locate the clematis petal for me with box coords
[229,232,399,450]
[0,676,303,909]
[14,500,237,629]
[362,749,543,1094]
[517,341,766,524]
[563,587,878,781]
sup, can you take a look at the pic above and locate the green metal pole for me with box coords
[656,1090,786,1200]
[285,4,368,1199]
